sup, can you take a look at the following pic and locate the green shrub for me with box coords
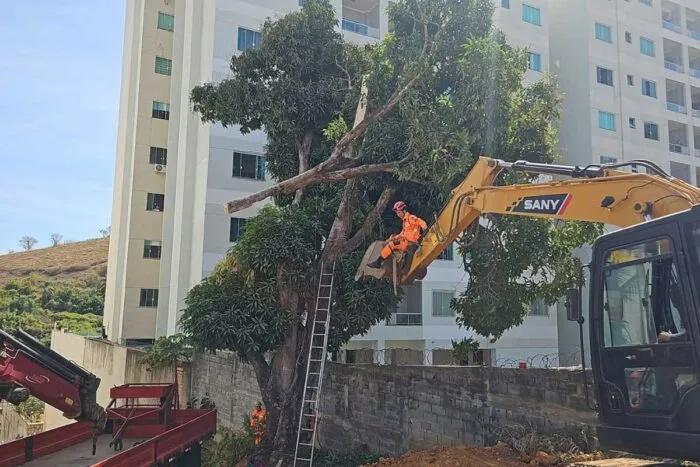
[314,449,381,467]
[202,427,255,467]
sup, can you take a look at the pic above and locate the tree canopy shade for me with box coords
[184,0,600,461]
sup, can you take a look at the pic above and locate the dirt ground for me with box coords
[362,444,529,467]
[362,444,606,467]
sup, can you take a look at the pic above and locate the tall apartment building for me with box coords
[104,0,558,365]
[104,0,388,344]
[549,0,700,363]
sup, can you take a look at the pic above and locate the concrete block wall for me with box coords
[190,352,596,456]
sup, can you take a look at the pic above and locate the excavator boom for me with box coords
[402,156,700,281]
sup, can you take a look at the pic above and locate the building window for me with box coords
[438,243,454,260]
[229,217,247,242]
[595,23,612,43]
[629,117,637,128]
[237,27,261,51]
[596,66,614,86]
[146,193,164,211]
[233,152,266,180]
[600,155,618,164]
[143,240,162,259]
[529,299,548,316]
[522,4,541,26]
[149,147,167,165]
[152,101,170,120]
[528,52,542,72]
[157,12,174,31]
[432,290,455,317]
[639,0,652,5]
[139,288,159,307]
[627,74,634,86]
[155,56,172,76]
[501,0,510,8]
[387,284,422,325]
[641,79,657,98]
[598,111,616,131]
[625,31,632,43]
[640,37,655,56]
[644,121,659,140]
[670,161,691,183]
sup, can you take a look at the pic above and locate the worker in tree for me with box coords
[249,401,267,446]
[368,201,427,269]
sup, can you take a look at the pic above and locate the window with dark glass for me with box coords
[149,147,167,165]
[143,240,162,259]
[152,101,170,120]
[233,152,265,180]
[139,288,159,307]
[229,217,247,242]
[146,193,164,211]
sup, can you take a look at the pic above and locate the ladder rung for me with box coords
[308,372,320,375]
[311,345,324,349]
[304,399,317,403]
[301,428,314,432]
[305,386,318,390]
[313,333,326,337]
[296,458,312,462]
[314,320,328,324]
[298,442,313,446]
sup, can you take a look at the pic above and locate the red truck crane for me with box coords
[0,329,216,466]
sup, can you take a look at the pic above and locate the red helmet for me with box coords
[393,201,407,212]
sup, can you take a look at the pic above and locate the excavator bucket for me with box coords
[355,241,394,281]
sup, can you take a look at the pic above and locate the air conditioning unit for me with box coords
[154,164,166,174]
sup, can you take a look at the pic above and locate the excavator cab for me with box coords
[584,204,700,460]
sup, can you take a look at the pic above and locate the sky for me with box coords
[0,2,125,253]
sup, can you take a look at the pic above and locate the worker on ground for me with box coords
[368,201,427,269]
[249,401,267,446]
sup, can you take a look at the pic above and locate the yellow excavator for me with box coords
[357,156,700,460]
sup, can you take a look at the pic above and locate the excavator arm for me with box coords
[359,156,700,284]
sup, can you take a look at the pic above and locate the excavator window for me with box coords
[600,236,697,415]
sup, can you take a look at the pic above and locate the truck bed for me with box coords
[23,435,145,467]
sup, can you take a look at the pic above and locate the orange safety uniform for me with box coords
[379,212,428,260]
[250,406,267,446]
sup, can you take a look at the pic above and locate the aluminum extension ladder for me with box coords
[293,261,335,467]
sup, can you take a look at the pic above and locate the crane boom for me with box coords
[402,156,700,282]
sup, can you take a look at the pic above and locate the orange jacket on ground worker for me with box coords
[369,201,427,268]
[250,403,267,446]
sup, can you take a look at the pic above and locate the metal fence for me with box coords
[334,348,583,369]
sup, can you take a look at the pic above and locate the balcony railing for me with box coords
[341,18,379,38]
[670,143,690,154]
[690,67,700,78]
[385,313,422,326]
[665,60,684,72]
[693,108,700,118]
[690,30,700,41]
[667,101,687,113]
[663,19,682,33]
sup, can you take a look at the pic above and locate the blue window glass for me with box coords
[640,37,655,56]
[641,79,657,98]
[522,4,541,26]
[598,111,616,131]
[501,0,510,8]
[528,52,542,72]
[237,27,261,51]
[595,23,612,43]
[639,0,652,5]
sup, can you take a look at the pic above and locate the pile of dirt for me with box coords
[0,238,109,284]
[363,444,527,467]
[362,444,606,467]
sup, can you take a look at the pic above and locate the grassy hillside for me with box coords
[0,238,108,343]
[0,238,108,285]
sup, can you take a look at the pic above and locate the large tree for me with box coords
[182,0,600,462]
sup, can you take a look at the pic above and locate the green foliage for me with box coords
[188,0,600,378]
[202,426,255,467]
[0,277,103,343]
[451,337,480,364]
[323,115,349,142]
[314,449,382,467]
[15,396,44,423]
[143,334,193,369]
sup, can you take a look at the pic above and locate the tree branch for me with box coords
[225,156,410,213]
[337,185,397,255]
[293,131,313,204]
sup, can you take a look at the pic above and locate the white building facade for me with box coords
[104,0,558,365]
[549,0,700,364]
